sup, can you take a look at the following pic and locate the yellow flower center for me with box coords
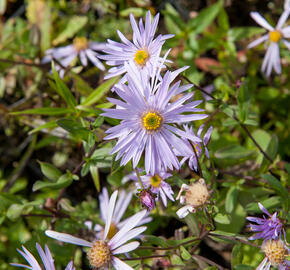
[150,174,162,188]
[269,30,282,43]
[87,240,111,268]
[263,240,288,266]
[142,111,162,131]
[134,49,149,66]
[73,37,88,52]
[185,179,209,208]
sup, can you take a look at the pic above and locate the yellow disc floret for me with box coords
[263,240,288,266]
[269,30,282,43]
[142,111,162,131]
[73,37,88,52]
[106,223,118,239]
[150,174,162,188]
[185,179,209,208]
[87,240,111,268]
[134,49,149,66]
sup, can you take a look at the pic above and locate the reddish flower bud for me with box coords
[138,189,155,211]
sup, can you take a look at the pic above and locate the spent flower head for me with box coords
[99,11,174,79]
[11,243,75,270]
[247,202,285,242]
[46,191,147,270]
[256,240,289,270]
[248,8,290,76]
[176,179,210,218]
[42,37,105,77]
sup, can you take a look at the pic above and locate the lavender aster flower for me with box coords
[247,203,285,241]
[256,240,289,270]
[11,243,75,270]
[180,124,213,171]
[248,8,290,77]
[46,191,148,270]
[99,10,174,79]
[85,187,151,239]
[42,37,105,77]
[102,61,207,174]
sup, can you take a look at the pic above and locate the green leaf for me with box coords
[260,134,278,171]
[52,16,88,45]
[231,243,243,267]
[214,213,231,224]
[261,174,288,199]
[215,145,254,160]
[6,204,24,220]
[28,120,58,134]
[0,0,7,15]
[246,196,282,212]
[228,27,265,41]
[38,161,62,181]
[225,186,239,213]
[170,254,185,267]
[10,107,73,115]
[33,174,73,191]
[81,77,119,107]
[120,7,144,17]
[57,119,91,141]
[52,63,77,109]
[189,0,222,34]
[180,246,191,260]
[237,80,250,122]
[144,235,169,248]
[90,166,100,192]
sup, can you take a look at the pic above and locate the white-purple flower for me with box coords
[256,240,289,270]
[45,191,147,270]
[101,60,207,175]
[98,10,174,79]
[247,202,285,242]
[11,243,75,270]
[42,37,106,77]
[85,187,151,239]
[130,170,174,208]
[248,9,290,77]
[180,124,213,171]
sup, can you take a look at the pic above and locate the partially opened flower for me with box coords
[180,124,213,171]
[176,179,210,218]
[102,61,207,175]
[46,191,147,270]
[248,9,290,76]
[85,187,151,239]
[247,202,285,242]
[256,240,289,270]
[131,170,174,208]
[42,37,105,77]
[11,243,75,270]
[99,10,174,79]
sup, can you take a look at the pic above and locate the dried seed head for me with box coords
[185,179,209,208]
[263,240,288,266]
[87,240,111,268]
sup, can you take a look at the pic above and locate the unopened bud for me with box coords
[138,189,155,211]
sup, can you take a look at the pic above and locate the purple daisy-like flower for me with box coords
[101,61,207,174]
[248,8,290,77]
[11,243,75,270]
[247,203,285,241]
[180,124,213,171]
[98,10,174,79]
[42,37,106,77]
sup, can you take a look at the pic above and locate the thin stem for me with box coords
[189,140,203,178]
[0,58,47,69]
[122,255,168,261]
[135,169,144,189]
[209,232,258,248]
[138,237,200,251]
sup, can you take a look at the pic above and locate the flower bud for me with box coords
[138,189,156,211]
